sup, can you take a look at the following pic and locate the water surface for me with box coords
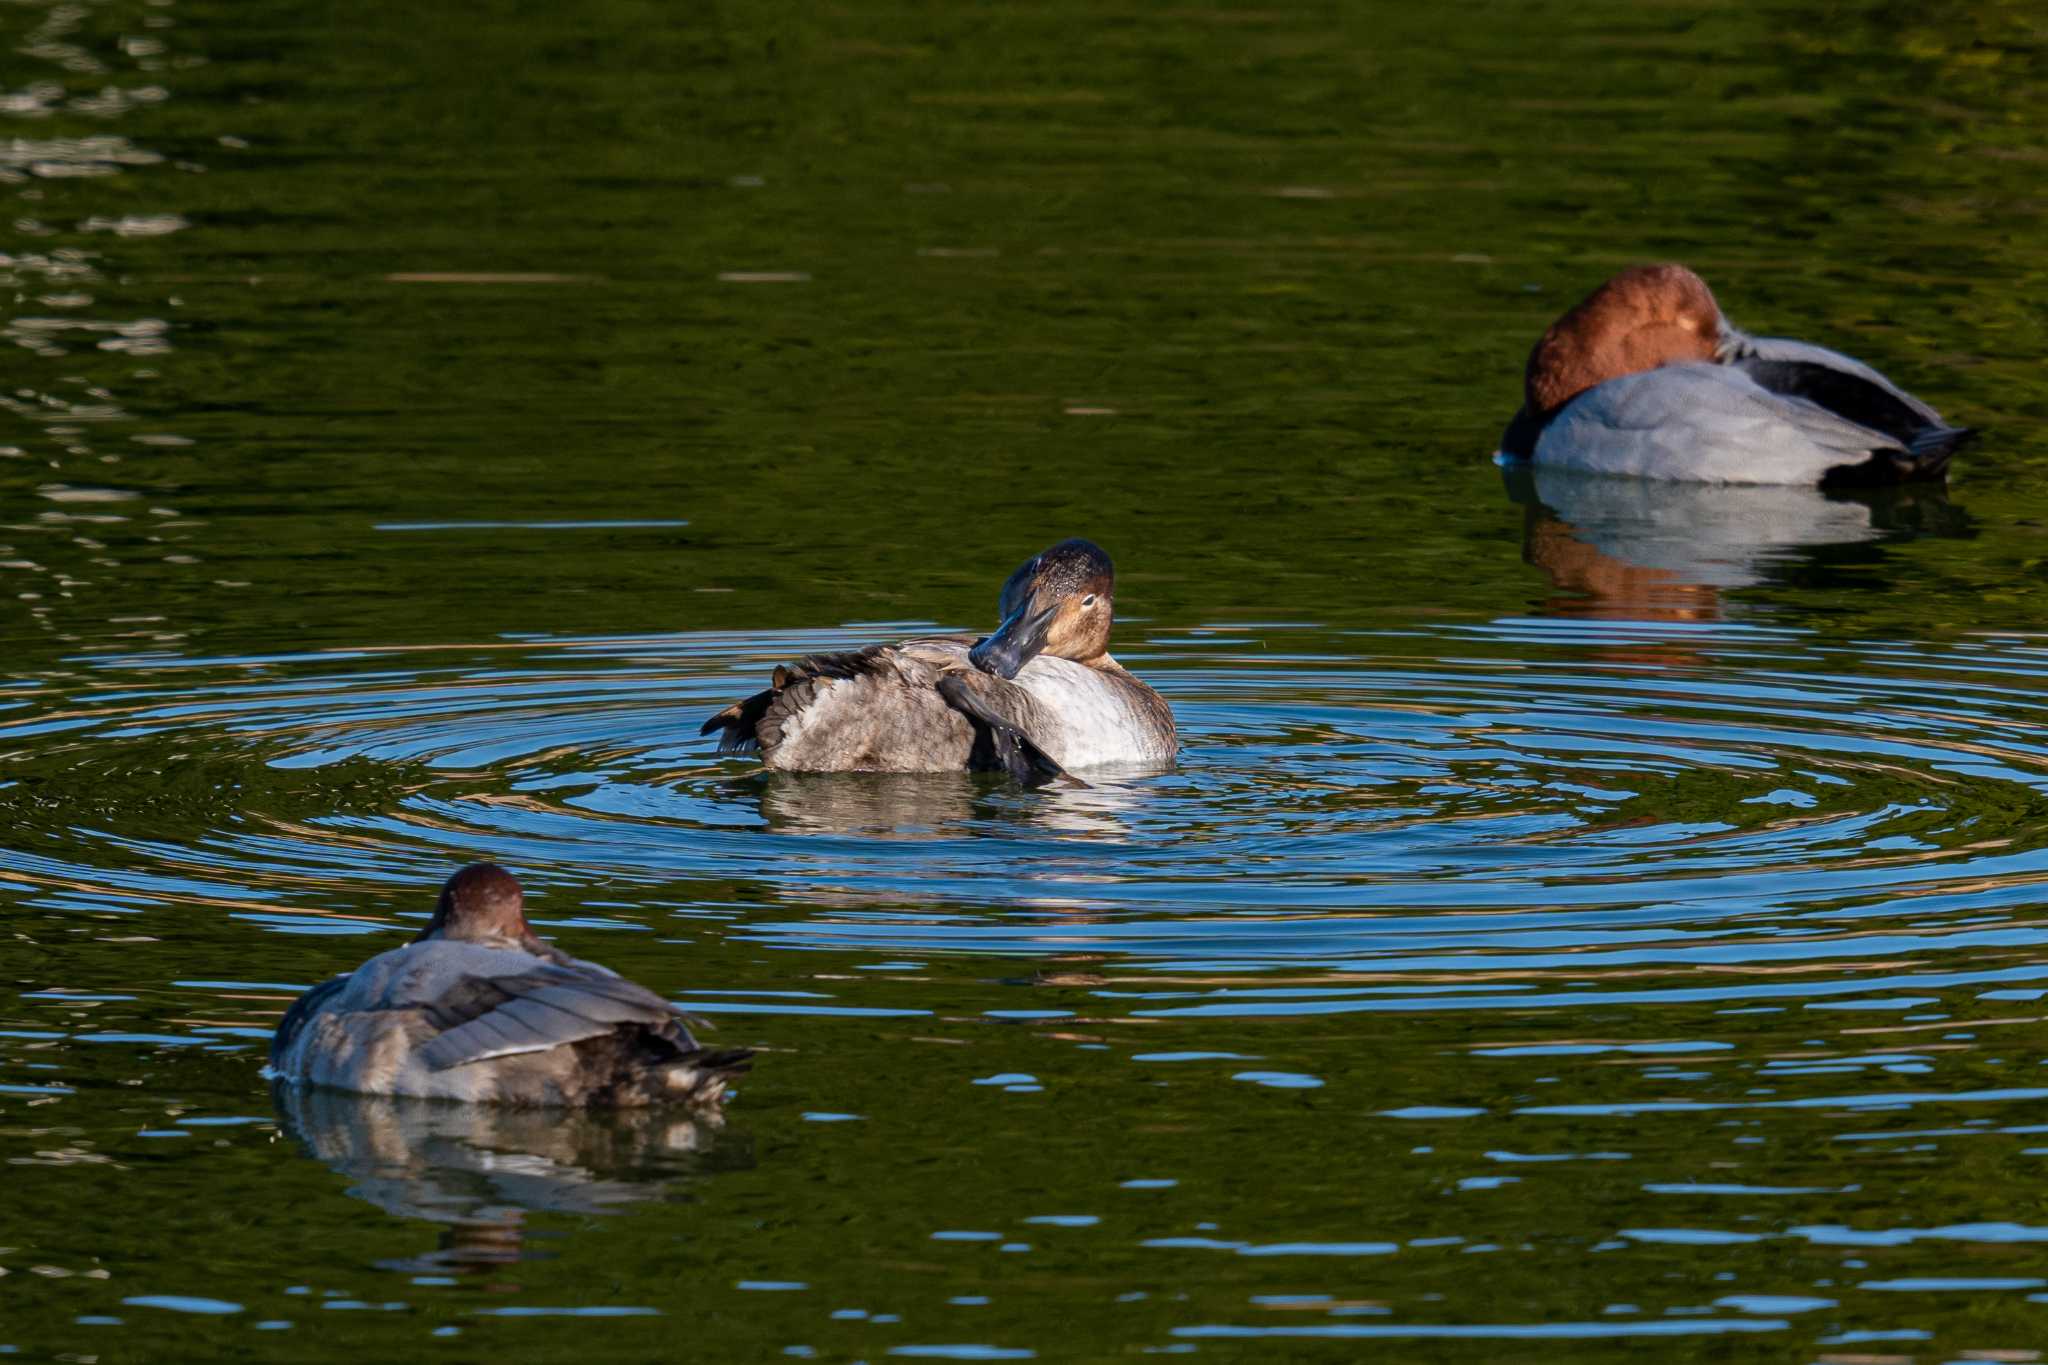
[4,0,2048,1359]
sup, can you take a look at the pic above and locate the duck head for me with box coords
[1500,264,1728,456]
[417,863,544,950]
[970,538,1116,680]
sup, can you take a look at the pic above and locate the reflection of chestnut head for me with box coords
[1523,507,1722,628]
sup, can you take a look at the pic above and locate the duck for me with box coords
[1497,264,1972,486]
[269,864,750,1108]
[700,538,1176,785]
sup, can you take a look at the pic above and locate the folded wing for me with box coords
[936,670,1070,786]
[416,960,685,1072]
[1722,334,1942,435]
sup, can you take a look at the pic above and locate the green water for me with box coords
[6,0,2048,1359]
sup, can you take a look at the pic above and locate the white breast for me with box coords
[1013,656,1175,768]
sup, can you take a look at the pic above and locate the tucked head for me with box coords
[420,863,535,945]
[970,538,1117,679]
[1516,264,1725,430]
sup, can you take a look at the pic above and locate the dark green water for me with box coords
[5,0,2048,1359]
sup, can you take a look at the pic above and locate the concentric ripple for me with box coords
[6,619,2048,1015]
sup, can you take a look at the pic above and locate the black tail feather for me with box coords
[1822,425,1974,489]
[1909,424,1975,468]
[700,690,774,753]
[686,1046,755,1076]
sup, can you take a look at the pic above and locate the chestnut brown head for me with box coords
[419,863,536,946]
[1524,264,1725,418]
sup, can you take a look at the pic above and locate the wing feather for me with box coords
[415,961,682,1072]
[1723,334,1944,431]
[935,671,1070,786]
[520,981,668,1025]
[703,639,980,765]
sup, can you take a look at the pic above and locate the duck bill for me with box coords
[970,599,1058,679]
[1498,403,1542,460]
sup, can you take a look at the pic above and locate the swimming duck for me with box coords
[270,864,749,1108]
[701,538,1176,785]
[1498,265,1971,486]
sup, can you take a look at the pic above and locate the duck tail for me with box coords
[655,1046,754,1106]
[1906,423,1976,474]
[699,689,774,753]
[702,649,905,758]
[1822,425,1975,489]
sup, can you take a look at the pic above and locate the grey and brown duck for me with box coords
[701,538,1176,785]
[270,864,750,1108]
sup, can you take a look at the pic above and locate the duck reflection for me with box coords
[273,1082,746,1275]
[1030,768,1149,836]
[1506,463,1967,620]
[753,770,982,833]
[745,768,1150,838]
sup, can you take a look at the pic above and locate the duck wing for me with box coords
[699,639,973,757]
[698,647,886,755]
[934,670,1071,787]
[699,637,1076,782]
[1723,334,1972,482]
[415,957,687,1073]
[1722,335,1941,433]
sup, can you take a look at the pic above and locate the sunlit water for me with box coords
[5,0,2048,1359]
[11,619,2048,1356]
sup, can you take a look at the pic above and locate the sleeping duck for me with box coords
[270,864,749,1108]
[701,538,1176,785]
[1498,264,1972,486]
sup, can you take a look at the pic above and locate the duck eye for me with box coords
[1082,595,1097,608]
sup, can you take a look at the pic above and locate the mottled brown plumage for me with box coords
[271,864,751,1108]
[701,539,1175,782]
[702,637,1067,783]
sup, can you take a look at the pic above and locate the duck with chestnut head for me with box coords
[1499,264,1971,486]
[700,538,1176,785]
[270,865,749,1108]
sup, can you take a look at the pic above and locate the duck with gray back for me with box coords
[270,864,750,1108]
[1498,264,1972,486]
[701,538,1176,785]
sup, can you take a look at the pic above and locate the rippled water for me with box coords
[14,618,2048,1355]
[6,0,2048,1358]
